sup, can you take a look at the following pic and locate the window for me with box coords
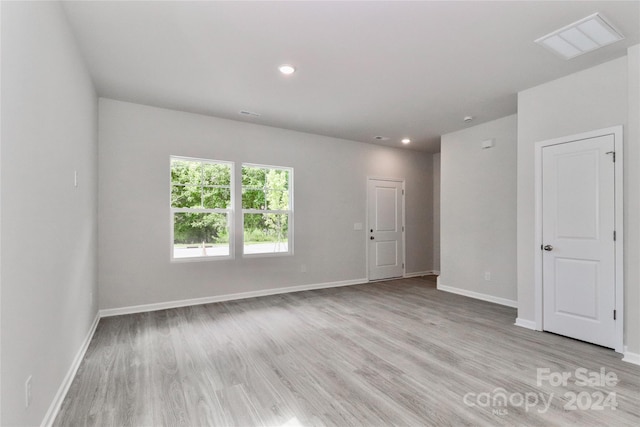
[169,157,293,261]
[242,164,293,255]
[170,157,233,260]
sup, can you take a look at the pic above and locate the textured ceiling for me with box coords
[62,1,640,152]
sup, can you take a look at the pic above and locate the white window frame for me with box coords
[241,163,294,257]
[170,156,234,262]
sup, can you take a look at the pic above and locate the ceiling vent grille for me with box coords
[535,13,624,60]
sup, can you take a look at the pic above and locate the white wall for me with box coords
[98,99,433,310]
[439,115,518,304]
[432,152,441,273]
[1,2,98,425]
[626,44,640,356]
[517,55,638,354]
[0,2,3,422]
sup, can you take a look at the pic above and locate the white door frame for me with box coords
[366,176,406,281]
[534,126,624,353]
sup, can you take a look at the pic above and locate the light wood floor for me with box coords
[55,277,640,426]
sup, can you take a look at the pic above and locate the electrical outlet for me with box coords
[300,264,307,273]
[484,271,491,281]
[25,376,32,408]
[74,170,78,188]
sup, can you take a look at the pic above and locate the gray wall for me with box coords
[517,54,639,354]
[432,153,441,273]
[98,99,434,310]
[439,115,518,303]
[0,2,98,425]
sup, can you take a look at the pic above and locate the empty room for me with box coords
[1,1,640,426]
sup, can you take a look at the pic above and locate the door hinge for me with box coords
[402,226,405,232]
[613,309,617,320]
[402,189,405,195]
[402,263,405,269]
[606,151,616,162]
[613,231,616,241]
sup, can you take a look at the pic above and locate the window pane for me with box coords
[266,169,289,190]
[203,162,231,186]
[203,187,231,209]
[244,213,288,254]
[242,166,266,187]
[265,190,289,210]
[171,159,202,185]
[173,212,229,258]
[242,189,265,209]
[171,185,202,208]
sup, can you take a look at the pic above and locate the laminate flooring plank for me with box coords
[191,301,324,426]
[55,277,640,426]
[272,353,364,427]
[330,327,482,423]
[283,324,412,425]
[277,295,500,426]
[149,309,193,426]
[252,302,372,425]
[321,325,497,425]
[163,307,227,427]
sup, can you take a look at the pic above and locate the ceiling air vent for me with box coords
[535,13,624,60]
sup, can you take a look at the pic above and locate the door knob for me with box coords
[543,245,553,251]
[370,236,374,240]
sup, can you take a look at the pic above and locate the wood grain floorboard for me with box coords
[55,277,640,426]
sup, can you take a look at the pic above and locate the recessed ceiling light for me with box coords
[463,116,473,123]
[374,136,389,141]
[401,138,411,144]
[535,13,624,60]
[278,64,296,75]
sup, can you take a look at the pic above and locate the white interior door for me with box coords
[368,179,404,280]
[541,135,616,348]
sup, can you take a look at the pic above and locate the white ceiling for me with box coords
[61,1,640,152]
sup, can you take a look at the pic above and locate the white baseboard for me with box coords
[100,278,368,317]
[622,348,640,366]
[404,270,437,278]
[436,281,518,308]
[41,312,100,427]
[514,318,537,330]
